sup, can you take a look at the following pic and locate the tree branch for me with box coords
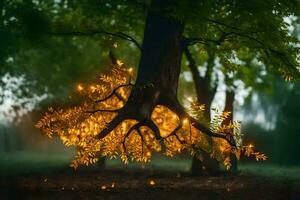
[184,31,233,46]
[94,83,134,103]
[202,17,243,31]
[161,98,236,146]
[122,122,145,154]
[86,108,121,115]
[184,45,217,106]
[97,112,127,139]
[183,46,205,94]
[45,30,141,50]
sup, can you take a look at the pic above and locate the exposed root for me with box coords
[94,86,236,154]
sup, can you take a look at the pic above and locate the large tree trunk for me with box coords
[130,0,184,107]
[97,0,185,140]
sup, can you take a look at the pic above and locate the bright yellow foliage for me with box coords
[36,61,266,169]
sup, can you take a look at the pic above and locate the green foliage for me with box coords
[181,0,300,91]
[1,0,142,101]
[1,0,299,102]
[241,76,300,165]
[275,83,300,165]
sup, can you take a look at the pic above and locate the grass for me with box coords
[1,151,300,181]
[239,162,300,181]
[0,151,73,177]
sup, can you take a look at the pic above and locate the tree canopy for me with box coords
[2,0,299,169]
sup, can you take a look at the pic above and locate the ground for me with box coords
[0,152,300,200]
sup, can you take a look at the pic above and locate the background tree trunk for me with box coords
[184,47,220,176]
[223,90,238,174]
[97,157,106,168]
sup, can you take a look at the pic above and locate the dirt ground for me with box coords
[1,168,299,200]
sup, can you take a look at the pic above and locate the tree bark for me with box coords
[134,0,183,99]
[97,0,185,140]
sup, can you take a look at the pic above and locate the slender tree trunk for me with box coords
[223,90,238,174]
[190,84,220,176]
[185,47,220,176]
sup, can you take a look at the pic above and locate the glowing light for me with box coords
[183,118,189,124]
[90,85,96,91]
[77,84,83,91]
[128,68,133,73]
[172,114,177,119]
[121,122,127,130]
[111,182,115,188]
[149,180,155,185]
[187,97,193,102]
[101,185,107,190]
[249,144,254,148]
[116,59,124,66]
[220,146,225,153]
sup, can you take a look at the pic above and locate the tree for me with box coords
[5,0,299,169]
[274,84,300,165]
[181,3,300,174]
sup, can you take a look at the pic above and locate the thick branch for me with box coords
[161,98,236,146]
[95,83,134,103]
[97,111,127,139]
[184,46,217,110]
[183,46,205,96]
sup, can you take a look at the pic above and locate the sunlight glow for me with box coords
[77,84,83,91]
